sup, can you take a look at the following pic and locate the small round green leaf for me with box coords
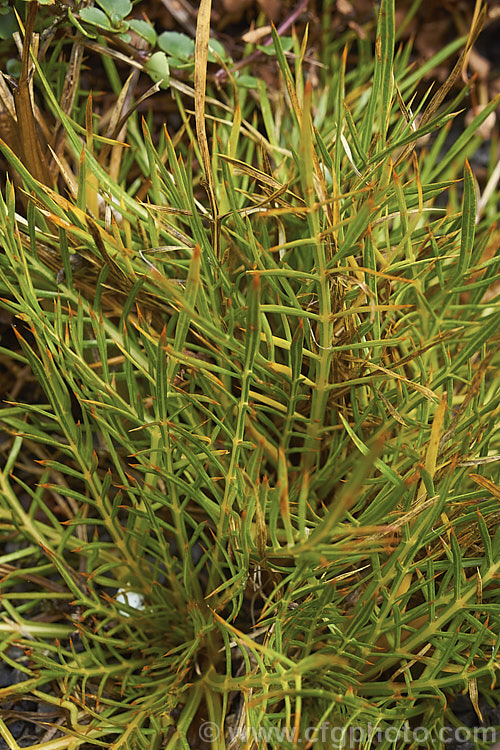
[236,74,260,88]
[157,31,195,61]
[129,19,157,46]
[145,51,170,90]
[0,8,16,40]
[207,38,229,62]
[79,7,111,29]
[95,0,132,19]
[163,57,191,70]
[6,59,21,78]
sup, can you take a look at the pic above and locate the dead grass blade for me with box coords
[395,4,486,166]
[13,2,50,186]
[194,0,220,259]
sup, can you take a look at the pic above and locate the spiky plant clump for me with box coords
[0,1,499,748]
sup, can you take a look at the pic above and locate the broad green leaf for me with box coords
[158,30,195,61]
[129,18,157,46]
[144,51,170,89]
[79,7,111,29]
[95,0,132,19]
[236,74,260,88]
[207,38,230,62]
[0,8,16,39]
